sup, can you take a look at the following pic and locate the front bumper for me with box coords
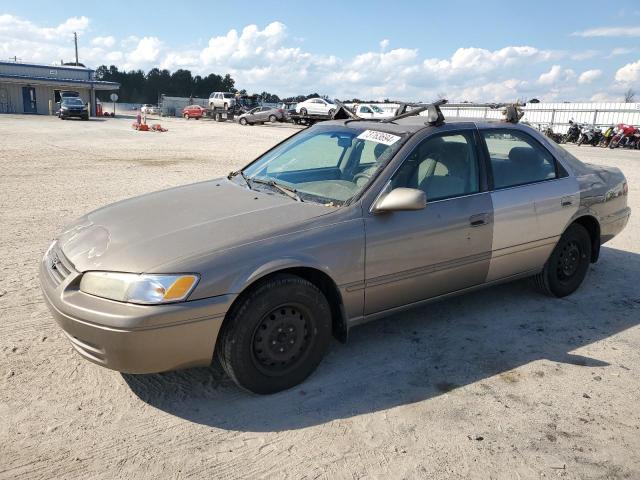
[39,245,234,373]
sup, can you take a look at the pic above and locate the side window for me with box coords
[391,132,480,202]
[361,106,372,113]
[482,130,557,189]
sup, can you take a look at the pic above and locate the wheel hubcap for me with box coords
[252,305,312,373]
[557,240,582,279]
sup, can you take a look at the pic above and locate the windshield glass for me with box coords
[242,125,406,205]
[62,98,84,106]
[371,105,384,113]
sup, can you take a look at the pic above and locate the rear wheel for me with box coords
[328,108,335,117]
[269,114,277,123]
[239,117,248,126]
[533,223,592,297]
[217,274,331,394]
[184,113,189,119]
[300,107,307,116]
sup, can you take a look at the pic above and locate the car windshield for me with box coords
[63,98,84,106]
[223,93,234,98]
[242,125,406,205]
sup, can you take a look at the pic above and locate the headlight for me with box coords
[79,272,199,304]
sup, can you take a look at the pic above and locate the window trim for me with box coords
[479,127,565,191]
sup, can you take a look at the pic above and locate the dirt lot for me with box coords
[1,114,639,480]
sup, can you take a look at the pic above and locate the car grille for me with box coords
[45,245,73,285]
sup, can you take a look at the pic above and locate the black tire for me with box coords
[300,107,307,115]
[239,117,248,125]
[577,137,583,146]
[328,109,335,117]
[217,274,332,394]
[533,223,592,297]
[269,115,277,123]
[184,113,189,119]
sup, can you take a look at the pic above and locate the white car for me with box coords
[354,104,390,119]
[295,98,337,116]
[209,92,236,110]
[140,104,159,115]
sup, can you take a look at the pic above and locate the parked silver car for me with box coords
[40,109,630,394]
[238,106,286,125]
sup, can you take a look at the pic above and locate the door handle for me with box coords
[561,196,574,207]
[469,213,490,227]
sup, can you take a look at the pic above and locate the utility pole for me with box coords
[73,32,79,66]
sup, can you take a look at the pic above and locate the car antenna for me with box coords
[380,99,447,125]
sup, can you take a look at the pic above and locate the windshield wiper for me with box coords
[227,170,253,190]
[250,177,303,202]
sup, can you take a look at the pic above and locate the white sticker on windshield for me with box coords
[357,130,401,146]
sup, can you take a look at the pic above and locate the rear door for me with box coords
[364,127,493,314]
[480,127,579,282]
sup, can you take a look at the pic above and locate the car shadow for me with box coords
[123,246,639,431]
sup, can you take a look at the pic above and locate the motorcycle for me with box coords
[562,120,581,144]
[542,125,563,143]
[577,126,603,146]
[599,125,615,147]
[609,123,638,149]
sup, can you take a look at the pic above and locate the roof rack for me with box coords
[487,102,525,123]
[331,100,359,120]
[381,99,447,125]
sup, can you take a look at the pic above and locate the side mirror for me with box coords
[373,187,426,213]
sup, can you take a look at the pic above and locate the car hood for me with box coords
[56,179,332,273]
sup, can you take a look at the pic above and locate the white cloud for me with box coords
[578,69,602,84]
[590,91,621,102]
[127,36,163,65]
[615,59,640,84]
[572,26,640,37]
[379,39,389,51]
[608,47,637,57]
[423,46,554,76]
[91,36,115,48]
[538,65,575,85]
[571,50,600,61]
[0,14,89,41]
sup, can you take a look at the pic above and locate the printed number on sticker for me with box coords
[357,130,401,146]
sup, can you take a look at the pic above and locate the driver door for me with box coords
[364,128,493,314]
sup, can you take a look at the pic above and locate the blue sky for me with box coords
[1,0,639,101]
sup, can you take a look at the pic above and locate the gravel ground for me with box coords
[0,114,639,480]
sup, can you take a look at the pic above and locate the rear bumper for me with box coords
[601,206,631,243]
[39,246,234,374]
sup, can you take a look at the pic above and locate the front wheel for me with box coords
[328,109,335,117]
[533,223,592,297]
[300,108,307,116]
[577,136,584,146]
[216,274,332,394]
[269,115,277,123]
[184,113,189,119]
[239,117,248,125]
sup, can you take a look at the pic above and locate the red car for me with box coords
[182,104,207,119]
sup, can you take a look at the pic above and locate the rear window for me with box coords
[482,130,557,189]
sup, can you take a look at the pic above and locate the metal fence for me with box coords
[440,102,640,134]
